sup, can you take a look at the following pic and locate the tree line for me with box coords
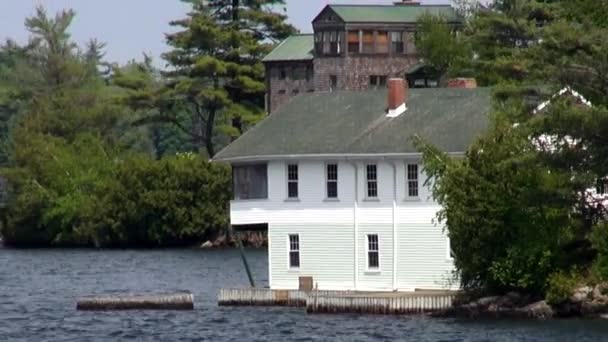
[0,1,295,247]
[416,0,608,303]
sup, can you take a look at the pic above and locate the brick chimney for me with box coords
[394,0,421,5]
[387,78,408,118]
[447,78,477,89]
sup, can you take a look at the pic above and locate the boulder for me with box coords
[571,286,593,303]
[518,300,554,319]
[200,240,214,249]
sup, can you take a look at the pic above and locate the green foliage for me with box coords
[415,14,469,76]
[546,271,580,305]
[591,223,608,280]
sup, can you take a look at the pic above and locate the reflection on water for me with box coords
[1,248,608,341]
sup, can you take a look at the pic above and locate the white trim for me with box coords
[446,236,454,261]
[533,86,592,114]
[350,162,359,290]
[387,102,407,118]
[365,163,379,199]
[268,229,272,286]
[391,162,397,290]
[366,233,381,272]
[215,152,465,163]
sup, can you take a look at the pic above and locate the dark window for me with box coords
[370,75,387,89]
[327,164,338,198]
[233,164,268,200]
[287,164,298,198]
[291,66,302,80]
[306,65,313,81]
[289,234,300,268]
[391,31,404,54]
[314,31,323,54]
[362,31,374,53]
[348,30,360,53]
[367,234,379,269]
[292,89,300,95]
[376,31,389,54]
[366,164,378,198]
[279,68,287,80]
[278,89,286,94]
[407,164,419,197]
[598,179,608,195]
[330,75,337,91]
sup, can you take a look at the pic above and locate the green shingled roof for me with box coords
[262,34,314,62]
[329,5,460,23]
[214,87,492,162]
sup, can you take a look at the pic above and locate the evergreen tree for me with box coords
[159,0,296,157]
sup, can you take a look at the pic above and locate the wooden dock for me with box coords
[218,288,457,315]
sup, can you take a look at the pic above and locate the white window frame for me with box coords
[365,164,378,199]
[288,234,300,270]
[286,163,299,200]
[325,163,339,200]
[366,234,380,271]
[406,163,420,199]
[446,236,454,261]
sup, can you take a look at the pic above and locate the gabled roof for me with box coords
[262,34,314,62]
[318,4,460,24]
[533,86,592,114]
[214,87,492,162]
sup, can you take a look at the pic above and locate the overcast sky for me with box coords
[0,0,452,66]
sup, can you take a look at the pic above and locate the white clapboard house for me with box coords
[214,79,491,291]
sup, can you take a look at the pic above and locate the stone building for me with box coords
[263,1,461,113]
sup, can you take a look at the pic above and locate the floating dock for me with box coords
[218,288,457,315]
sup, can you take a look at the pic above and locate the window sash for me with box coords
[407,164,419,197]
[366,164,378,198]
[362,31,374,53]
[348,30,360,53]
[287,164,298,198]
[326,164,338,198]
[376,31,389,54]
[367,234,379,269]
[289,234,300,268]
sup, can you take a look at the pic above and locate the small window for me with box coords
[407,164,419,198]
[447,237,455,260]
[326,164,338,199]
[330,75,337,91]
[306,65,313,82]
[378,76,387,87]
[292,89,300,95]
[376,31,389,54]
[289,234,300,268]
[366,164,378,198]
[279,68,287,80]
[362,31,374,54]
[370,75,378,87]
[348,30,360,53]
[391,31,404,54]
[315,31,323,54]
[598,178,608,195]
[367,234,379,269]
[278,89,286,94]
[287,164,298,199]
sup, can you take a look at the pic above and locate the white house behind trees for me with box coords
[215,78,492,291]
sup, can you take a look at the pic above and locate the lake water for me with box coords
[2,248,608,341]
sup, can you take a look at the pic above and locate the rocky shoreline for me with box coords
[199,231,267,249]
[434,284,608,319]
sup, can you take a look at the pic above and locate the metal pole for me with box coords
[232,227,255,287]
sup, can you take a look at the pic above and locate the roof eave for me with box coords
[213,152,465,164]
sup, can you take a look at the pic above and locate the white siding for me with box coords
[230,159,457,291]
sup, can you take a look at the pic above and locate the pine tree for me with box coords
[160,0,296,157]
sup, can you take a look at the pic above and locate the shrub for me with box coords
[545,271,579,305]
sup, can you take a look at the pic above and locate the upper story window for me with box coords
[391,32,404,54]
[326,164,338,199]
[407,164,419,198]
[233,164,268,200]
[348,30,360,53]
[376,31,389,54]
[287,164,299,199]
[279,68,287,80]
[362,31,374,54]
[306,65,313,82]
[366,164,378,198]
[316,31,342,56]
